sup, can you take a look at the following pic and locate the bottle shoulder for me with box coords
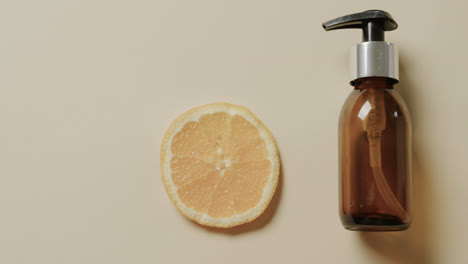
[340,89,411,128]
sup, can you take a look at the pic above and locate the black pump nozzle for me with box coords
[322,10,397,42]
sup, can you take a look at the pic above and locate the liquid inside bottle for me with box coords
[339,77,412,231]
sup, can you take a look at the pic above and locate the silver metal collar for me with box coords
[349,41,398,83]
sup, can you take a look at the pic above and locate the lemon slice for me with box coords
[161,103,280,228]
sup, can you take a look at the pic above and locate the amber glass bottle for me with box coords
[323,10,412,231]
[339,77,412,231]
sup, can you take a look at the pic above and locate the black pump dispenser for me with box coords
[322,10,399,83]
[322,10,398,41]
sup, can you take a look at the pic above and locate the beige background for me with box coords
[1,0,467,263]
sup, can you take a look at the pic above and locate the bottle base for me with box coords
[341,213,409,231]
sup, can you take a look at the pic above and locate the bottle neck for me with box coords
[352,77,395,90]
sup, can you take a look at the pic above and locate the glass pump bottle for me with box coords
[323,10,412,231]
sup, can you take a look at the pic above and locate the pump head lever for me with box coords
[322,10,398,41]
